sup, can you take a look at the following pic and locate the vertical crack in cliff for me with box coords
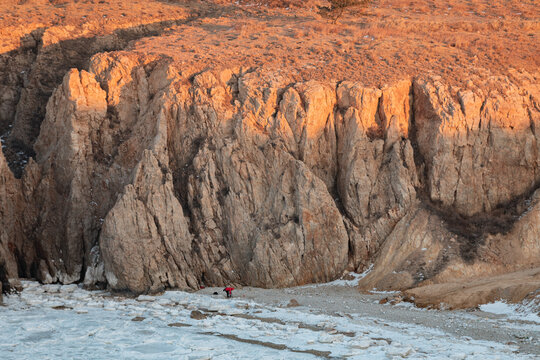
[330,82,363,269]
[408,78,427,190]
[331,82,355,223]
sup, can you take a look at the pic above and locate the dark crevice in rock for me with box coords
[331,96,358,231]
[330,98,362,267]
[3,138,35,178]
[529,107,536,137]
[367,95,384,140]
[408,78,427,190]
[0,261,10,294]
[171,135,206,232]
[0,27,44,134]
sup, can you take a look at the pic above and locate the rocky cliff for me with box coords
[1,48,538,302]
[0,0,538,309]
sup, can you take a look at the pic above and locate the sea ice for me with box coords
[0,282,537,360]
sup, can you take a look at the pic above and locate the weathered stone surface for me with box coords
[413,75,540,217]
[163,67,350,288]
[100,150,195,293]
[28,68,108,284]
[12,54,352,292]
[335,81,419,270]
[0,47,538,307]
[274,81,338,189]
[358,188,540,301]
[6,19,186,152]
[356,73,540,304]
[0,145,25,291]
[287,299,300,307]
[21,54,187,287]
[190,310,207,320]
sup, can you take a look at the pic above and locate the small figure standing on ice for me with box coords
[223,287,234,298]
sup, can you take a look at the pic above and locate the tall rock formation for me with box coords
[0,145,24,291]
[358,73,540,307]
[0,47,538,307]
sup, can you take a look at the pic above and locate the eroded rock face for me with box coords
[335,81,419,269]
[100,151,195,293]
[28,68,108,284]
[414,75,540,217]
[12,54,355,292]
[5,20,186,153]
[0,145,24,291]
[95,63,351,290]
[1,48,538,301]
[358,74,540,303]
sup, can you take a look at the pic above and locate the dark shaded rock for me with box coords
[286,299,300,307]
[190,310,207,320]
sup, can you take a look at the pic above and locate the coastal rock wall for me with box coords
[414,76,540,217]
[0,50,538,299]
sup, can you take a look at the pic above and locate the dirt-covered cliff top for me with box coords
[2,0,538,87]
[0,0,188,52]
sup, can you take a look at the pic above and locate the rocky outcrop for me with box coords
[358,73,540,305]
[100,151,195,293]
[7,53,353,291]
[26,68,108,284]
[335,80,419,269]
[414,75,540,217]
[0,144,25,293]
[357,191,540,294]
[1,18,188,177]
[96,61,351,290]
[0,45,538,305]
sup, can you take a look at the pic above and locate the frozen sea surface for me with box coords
[0,281,537,359]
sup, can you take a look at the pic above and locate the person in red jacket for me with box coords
[223,287,234,298]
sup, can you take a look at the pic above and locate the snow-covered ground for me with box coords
[0,280,538,359]
[480,300,540,324]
